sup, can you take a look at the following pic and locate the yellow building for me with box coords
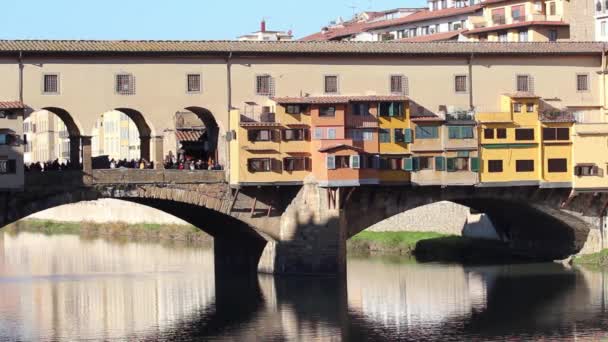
[478,94,543,186]
[378,100,411,184]
[540,111,574,188]
[229,101,312,186]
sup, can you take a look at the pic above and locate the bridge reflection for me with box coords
[1,230,608,340]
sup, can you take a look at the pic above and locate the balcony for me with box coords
[445,111,475,122]
[240,102,280,127]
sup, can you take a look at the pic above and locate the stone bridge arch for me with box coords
[30,107,84,167]
[342,186,600,260]
[112,108,155,162]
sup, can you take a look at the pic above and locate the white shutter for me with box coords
[351,155,361,169]
[326,155,336,170]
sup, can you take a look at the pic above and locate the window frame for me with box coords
[186,73,202,93]
[115,73,136,95]
[247,129,273,142]
[516,74,530,92]
[283,157,308,172]
[548,158,568,173]
[390,75,408,95]
[454,74,468,94]
[488,160,503,173]
[415,125,439,139]
[576,73,590,92]
[324,75,339,94]
[255,74,272,96]
[247,158,272,173]
[515,128,535,141]
[515,159,535,172]
[319,106,336,117]
[42,73,60,95]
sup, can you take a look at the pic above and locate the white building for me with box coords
[238,20,293,41]
[595,0,608,41]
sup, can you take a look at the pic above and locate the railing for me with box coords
[240,112,276,124]
[446,112,475,122]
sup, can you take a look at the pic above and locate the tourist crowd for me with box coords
[25,159,79,172]
[109,158,154,169]
[164,154,223,171]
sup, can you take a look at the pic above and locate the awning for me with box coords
[0,101,25,109]
[176,130,205,142]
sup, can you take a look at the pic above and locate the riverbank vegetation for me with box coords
[574,249,608,268]
[4,219,212,245]
[348,231,515,263]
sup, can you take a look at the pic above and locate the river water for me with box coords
[0,231,608,341]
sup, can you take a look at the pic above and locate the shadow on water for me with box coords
[156,262,608,341]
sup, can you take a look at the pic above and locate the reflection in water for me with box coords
[1,231,608,341]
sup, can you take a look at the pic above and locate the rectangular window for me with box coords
[379,129,391,143]
[511,5,525,22]
[256,75,272,95]
[116,74,135,95]
[497,128,507,139]
[248,129,272,142]
[283,157,307,171]
[488,160,503,173]
[248,158,271,172]
[454,75,467,93]
[516,75,529,92]
[526,103,534,112]
[394,128,405,143]
[577,74,589,92]
[513,103,522,113]
[283,129,305,141]
[327,128,337,139]
[390,75,406,94]
[419,157,433,170]
[187,74,201,93]
[324,75,338,94]
[326,155,336,169]
[314,128,324,140]
[575,164,601,177]
[548,159,567,173]
[448,126,474,139]
[484,128,495,139]
[498,31,508,42]
[43,74,59,94]
[549,2,556,15]
[351,103,370,116]
[447,157,469,172]
[515,128,534,140]
[350,155,361,169]
[415,126,439,139]
[335,156,350,169]
[0,159,16,174]
[349,129,363,141]
[516,160,534,172]
[319,106,336,117]
[543,127,569,141]
[518,29,528,42]
[286,104,304,115]
[378,102,403,117]
[362,131,374,141]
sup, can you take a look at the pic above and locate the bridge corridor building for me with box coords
[1,41,608,275]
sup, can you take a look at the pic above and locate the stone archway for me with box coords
[36,107,83,168]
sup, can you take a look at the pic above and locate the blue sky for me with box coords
[2,0,426,40]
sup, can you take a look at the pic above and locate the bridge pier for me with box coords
[81,136,92,175]
[69,136,80,168]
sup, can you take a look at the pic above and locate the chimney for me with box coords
[261,19,266,33]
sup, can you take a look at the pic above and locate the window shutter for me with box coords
[247,130,255,141]
[326,155,336,170]
[7,160,16,174]
[272,159,282,172]
[470,157,480,172]
[435,156,446,171]
[305,157,312,171]
[413,157,420,171]
[271,129,280,142]
[447,158,456,172]
[404,128,413,143]
[403,157,414,171]
[527,75,535,94]
[351,155,361,169]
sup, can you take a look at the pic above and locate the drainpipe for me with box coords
[602,43,607,115]
[18,51,24,103]
[225,52,233,183]
[468,53,474,111]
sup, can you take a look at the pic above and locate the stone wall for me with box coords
[27,199,190,225]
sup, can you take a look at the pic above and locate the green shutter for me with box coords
[404,128,413,143]
[448,126,460,139]
[413,157,420,171]
[435,156,446,171]
[471,157,480,172]
[447,158,456,172]
[388,102,395,117]
[403,157,413,171]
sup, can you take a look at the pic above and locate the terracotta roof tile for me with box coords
[0,41,603,56]
[411,115,445,122]
[0,101,25,109]
[366,5,483,31]
[272,95,409,104]
[399,30,464,42]
[318,144,365,153]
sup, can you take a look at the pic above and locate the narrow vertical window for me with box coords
[577,74,589,92]
[256,75,272,95]
[324,75,338,94]
[187,74,201,93]
[454,75,467,93]
[43,74,59,94]
[390,75,408,95]
[516,75,529,92]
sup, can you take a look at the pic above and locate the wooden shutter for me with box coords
[435,156,446,171]
[403,157,413,171]
[470,157,480,172]
[404,128,413,143]
[305,157,312,171]
[447,158,456,172]
[413,157,420,171]
[271,129,280,142]
[271,159,282,172]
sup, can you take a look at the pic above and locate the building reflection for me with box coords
[0,232,215,341]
